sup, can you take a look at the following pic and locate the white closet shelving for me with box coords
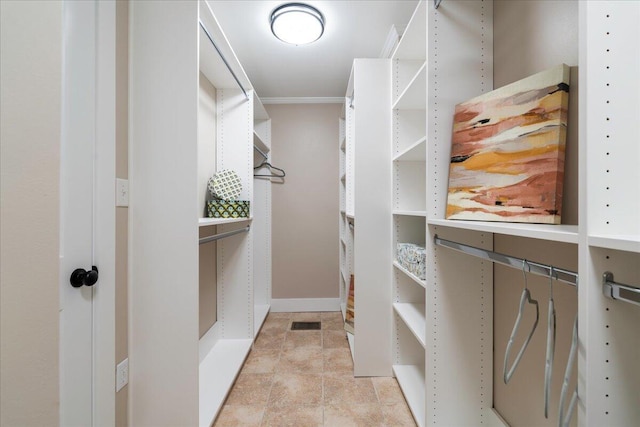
[339,58,393,376]
[424,1,638,426]
[390,2,427,425]
[253,96,272,336]
[336,1,639,426]
[130,1,271,426]
[581,2,640,425]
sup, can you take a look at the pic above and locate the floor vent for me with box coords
[291,321,321,330]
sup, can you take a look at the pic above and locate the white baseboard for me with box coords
[270,298,341,312]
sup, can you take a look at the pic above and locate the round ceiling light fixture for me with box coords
[270,3,325,45]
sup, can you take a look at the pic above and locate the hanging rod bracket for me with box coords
[602,271,640,307]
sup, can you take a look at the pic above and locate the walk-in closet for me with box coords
[2,0,638,426]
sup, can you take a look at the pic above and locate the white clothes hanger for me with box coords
[544,267,557,418]
[558,314,579,427]
[504,260,540,384]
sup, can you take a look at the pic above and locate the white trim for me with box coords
[93,0,116,423]
[198,322,220,364]
[261,97,343,104]
[270,298,341,312]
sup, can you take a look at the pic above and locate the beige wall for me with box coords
[115,1,129,425]
[0,1,62,425]
[266,104,341,299]
[493,2,579,426]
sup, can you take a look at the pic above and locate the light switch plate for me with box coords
[116,178,129,207]
[116,358,128,392]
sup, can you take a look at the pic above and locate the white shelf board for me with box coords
[393,261,426,288]
[199,338,253,427]
[346,331,355,362]
[393,210,427,217]
[199,217,252,227]
[341,269,348,285]
[392,63,426,110]
[393,136,426,161]
[485,409,510,427]
[253,95,269,120]
[393,364,426,427]
[253,131,270,154]
[393,303,426,348]
[254,304,270,335]
[346,212,355,220]
[428,218,579,244]
[588,234,640,254]
[390,0,426,61]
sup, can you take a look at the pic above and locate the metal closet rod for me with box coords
[254,145,268,160]
[199,225,250,245]
[434,235,578,287]
[603,272,640,307]
[198,21,249,101]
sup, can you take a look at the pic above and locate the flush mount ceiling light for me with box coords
[270,3,325,45]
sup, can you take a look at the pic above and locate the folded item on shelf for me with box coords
[396,243,426,280]
[206,200,250,218]
[207,169,242,201]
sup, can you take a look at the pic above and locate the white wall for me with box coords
[0,1,62,424]
[266,104,341,301]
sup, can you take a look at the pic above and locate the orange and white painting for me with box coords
[446,64,570,224]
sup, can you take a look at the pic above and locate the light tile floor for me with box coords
[213,311,417,427]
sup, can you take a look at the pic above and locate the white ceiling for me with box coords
[208,1,420,99]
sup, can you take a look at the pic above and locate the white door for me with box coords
[60,1,115,425]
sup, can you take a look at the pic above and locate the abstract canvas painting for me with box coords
[446,64,570,224]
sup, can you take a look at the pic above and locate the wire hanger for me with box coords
[544,267,557,418]
[558,313,578,427]
[504,260,540,384]
[253,159,286,178]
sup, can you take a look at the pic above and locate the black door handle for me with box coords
[70,266,99,288]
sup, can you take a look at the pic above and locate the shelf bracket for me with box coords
[602,271,640,307]
[434,0,443,9]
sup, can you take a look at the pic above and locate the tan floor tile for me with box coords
[284,330,322,350]
[324,404,385,427]
[261,317,291,332]
[277,346,323,373]
[381,403,417,426]
[254,328,286,350]
[225,373,273,406]
[261,405,323,427]
[213,405,264,427]
[267,312,292,320]
[323,348,353,373]
[291,312,322,322]
[268,373,323,407]
[323,330,349,349]
[323,373,378,405]
[372,377,406,405]
[321,311,343,321]
[242,348,281,374]
[322,313,344,331]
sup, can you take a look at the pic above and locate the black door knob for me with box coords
[70,266,99,288]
